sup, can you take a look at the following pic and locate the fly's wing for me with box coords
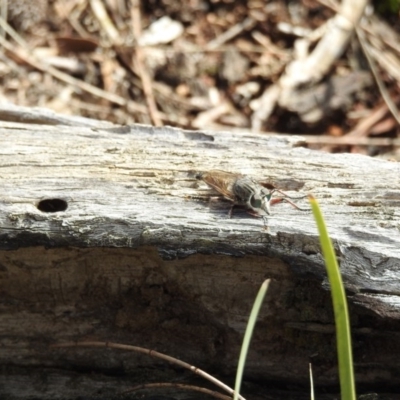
[196,170,239,201]
[232,176,254,202]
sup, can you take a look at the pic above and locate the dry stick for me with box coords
[0,0,7,39]
[122,382,232,400]
[364,16,400,57]
[130,0,163,127]
[205,17,256,51]
[356,28,400,126]
[300,135,400,147]
[0,17,164,118]
[345,103,391,139]
[89,0,122,45]
[51,341,246,400]
[315,0,338,11]
[64,2,94,39]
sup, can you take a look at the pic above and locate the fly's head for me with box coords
[248,189,272,216]
[232,177,272,216]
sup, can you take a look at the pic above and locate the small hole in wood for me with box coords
[37,199,68,213]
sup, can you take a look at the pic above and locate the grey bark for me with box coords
[0,105,400,399]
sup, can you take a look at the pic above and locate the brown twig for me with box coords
[122,382,232,400]
[346,103,391,138]
[356,28,400,127]
[130,0,162,126]
[51,340,246,400]
[205,17,256,51]
[89,0,122,45]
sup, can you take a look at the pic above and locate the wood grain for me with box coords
[1,107,400,398]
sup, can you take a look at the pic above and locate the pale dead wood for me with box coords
[1,109,400,313]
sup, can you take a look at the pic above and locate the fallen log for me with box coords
[0,105,399,399]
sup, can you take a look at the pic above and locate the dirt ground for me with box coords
[1,0,400,158]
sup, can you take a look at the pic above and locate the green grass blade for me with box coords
[233,279,271,400]
[309,195,356,400]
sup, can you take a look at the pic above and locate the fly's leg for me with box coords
[262,216,270,231]
[270,189,309,211]
[228,203,239,218]
[270,196,309,211]
[271,188,308,200]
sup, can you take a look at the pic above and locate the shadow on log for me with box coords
[0,105,400,399]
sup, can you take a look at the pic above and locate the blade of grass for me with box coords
[309,363,314,400]
[233,279,270,400]
[308,195,356,400]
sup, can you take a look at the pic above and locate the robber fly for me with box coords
[196,169,307,221]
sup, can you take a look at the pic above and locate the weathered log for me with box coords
[1,105,400,399]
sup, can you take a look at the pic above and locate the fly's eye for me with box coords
[250,195,262,209]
